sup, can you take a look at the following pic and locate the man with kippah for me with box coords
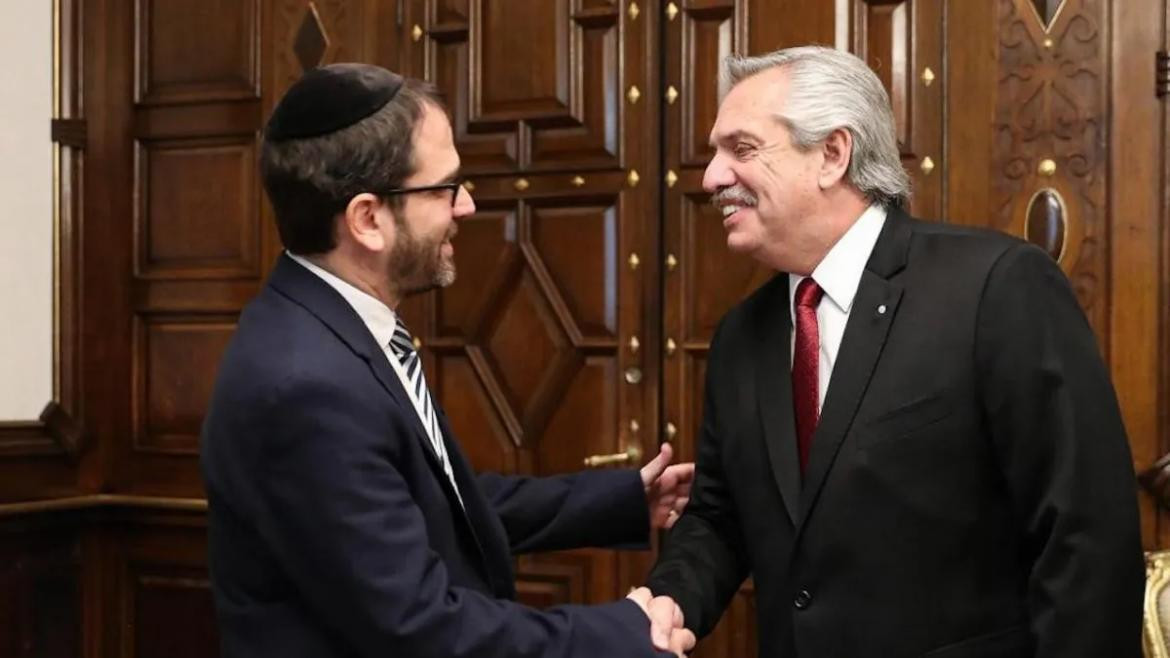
[200,63,694,658]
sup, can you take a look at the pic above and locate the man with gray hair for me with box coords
[637,46,1143,657]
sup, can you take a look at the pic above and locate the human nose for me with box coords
[452,183,476,218]
[702,151,736,194]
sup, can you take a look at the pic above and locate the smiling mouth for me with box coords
[720,204,757,224]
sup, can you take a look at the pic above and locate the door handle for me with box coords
[584,444,643,468]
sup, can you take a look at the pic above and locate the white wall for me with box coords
[0,0,53,420]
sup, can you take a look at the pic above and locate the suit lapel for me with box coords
[268,254,412,412]
[436,409,517,599]
[796,209,913,528]
[752,276,802,524]
[267,254,476,526]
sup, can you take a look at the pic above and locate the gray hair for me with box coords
[721,46,910,208]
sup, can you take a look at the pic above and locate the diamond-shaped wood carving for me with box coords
[482,271,570,422]
[1029,0,1065,30]
[293,3,329,71]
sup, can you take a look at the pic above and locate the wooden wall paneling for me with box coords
[1109,0,1168,548]
[122,0,264,496]
[135,0,258,105]
[82,514,115,658]
[116,518,217,658]
[944,0,997,228]
[407,0,625,173]
[65,505,217,658]
[855,0,945,219]
[0,513,82,658]
[79,0,139,501]
[741,0,840,53]
[131,315,237,457]
[405,0,662,606]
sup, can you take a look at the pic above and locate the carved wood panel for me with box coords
[419,176,645,606]
[132,315,236,456]
[431,189,624,460]
[135,0,260,105]
[993,0,1107,336]
[133,137,259,279]
[855,0,944,219]
[408,0,625,172]
[124,0,264,495]
[103,513,218,658]
[0,517,80,658]
[397,0,660,610]
[129,565,219,658]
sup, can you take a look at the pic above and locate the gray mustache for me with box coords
[711,187,757,207]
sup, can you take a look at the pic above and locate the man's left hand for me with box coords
[640,443,694,529]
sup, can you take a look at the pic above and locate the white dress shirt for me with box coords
[788,203,887,411]
[287,252,462,500]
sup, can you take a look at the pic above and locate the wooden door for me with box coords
[396,0,663,608]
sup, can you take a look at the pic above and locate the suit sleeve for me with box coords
[250,376,668,658]
[645,319,751,638]
[975,243,1144,658]
[476,470,651,553]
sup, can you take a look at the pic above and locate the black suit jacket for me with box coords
[647,208,1144,658]
[201,254,668,658]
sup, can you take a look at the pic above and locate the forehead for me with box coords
[710,68,789,142]
[413,101,455,151]
[408,101,459,176]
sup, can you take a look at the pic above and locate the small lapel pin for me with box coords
[877,304,887,315]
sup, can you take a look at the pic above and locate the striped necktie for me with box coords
[388,321,461,502]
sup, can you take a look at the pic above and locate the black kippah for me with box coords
[265,63,404,141]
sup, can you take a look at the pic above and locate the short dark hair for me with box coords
[259,78,443,255]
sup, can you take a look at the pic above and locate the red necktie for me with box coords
[793,278,824,476]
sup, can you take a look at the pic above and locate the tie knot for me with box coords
[795,277,823,309]
[389,322,417,358]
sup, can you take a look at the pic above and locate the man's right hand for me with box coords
[627,587,696,657]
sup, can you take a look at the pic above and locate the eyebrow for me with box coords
[709,129,763,149]
[436,167,462,185]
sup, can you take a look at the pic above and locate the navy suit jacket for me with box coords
[201,254,667,658]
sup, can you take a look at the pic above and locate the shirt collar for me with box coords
[788,203,887,314]
[286,251,400,349]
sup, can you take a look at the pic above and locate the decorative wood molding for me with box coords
[0,494,207,518]
[50,118,86,148]
[993,0,1107,334]
[39,400,83,457]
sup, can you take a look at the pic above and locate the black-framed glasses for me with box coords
[379,179,465,207]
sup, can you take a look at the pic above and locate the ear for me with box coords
[341,193,392,252]
[817,128,853,190]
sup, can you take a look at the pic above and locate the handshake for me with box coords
[627,587,696,657]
